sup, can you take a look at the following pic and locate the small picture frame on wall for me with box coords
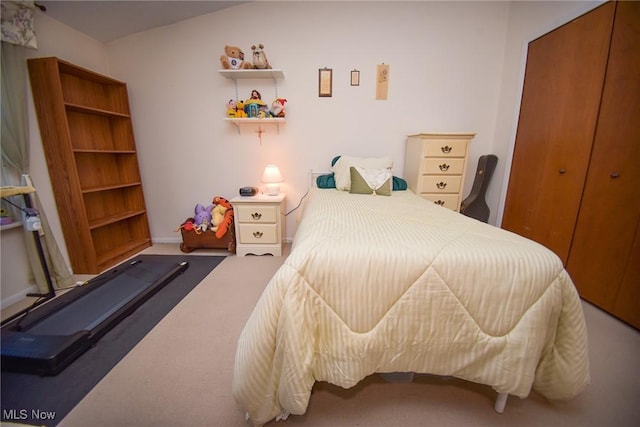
[319,68,333,97]
[350,70,360,86]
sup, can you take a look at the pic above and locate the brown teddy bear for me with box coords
[220,45,252,70]
[251,44,271,69]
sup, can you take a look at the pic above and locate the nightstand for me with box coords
[231,193,286,256]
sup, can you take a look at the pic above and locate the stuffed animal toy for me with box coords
[220,45,251,70]
[251,44,271,69]
[212,196,234,239]
[226,99,237,117]
[244,89,267,118]
[270,98,287,117]
[193,203,214,233]
[235,100,247,118]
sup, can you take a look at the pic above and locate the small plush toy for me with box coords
[193,203,214,232]
[235,100,247,118]
[220,45,251,70]
[244,89,267,118]
[270,98,287,117]
[226,99,237,117]
[212,196,234,239]
[251,44,271,69]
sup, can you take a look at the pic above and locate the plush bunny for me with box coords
[193,204,214,232]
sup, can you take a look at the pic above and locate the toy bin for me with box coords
[179,224,236,254]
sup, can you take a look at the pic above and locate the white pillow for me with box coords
[332,155,393,191]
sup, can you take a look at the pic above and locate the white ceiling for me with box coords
[38,1,248,43]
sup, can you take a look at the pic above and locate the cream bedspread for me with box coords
[233,189,590,426]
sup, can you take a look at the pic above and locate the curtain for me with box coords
[1,41,73,292]
[1,0,38,48]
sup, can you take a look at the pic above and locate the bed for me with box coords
[232,161,590,426]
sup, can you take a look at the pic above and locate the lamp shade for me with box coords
[261,165,283,195]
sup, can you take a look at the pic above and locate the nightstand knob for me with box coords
[253,231,263,238]
[559,168,566,174]
[441,146,453,154]
[610,172,620,179]
[435,200,445,206]
[251,212,262,220]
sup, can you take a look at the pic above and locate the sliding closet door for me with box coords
[501,2,615,263]
[566,1,640,328]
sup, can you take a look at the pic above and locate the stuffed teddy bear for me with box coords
[251,44,271,69]
[220,45,251,70]
[270,98,287,117]
[193,203,214,232]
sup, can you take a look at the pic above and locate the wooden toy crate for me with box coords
[179,224,236,254]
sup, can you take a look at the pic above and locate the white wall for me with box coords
[3,1,605,305]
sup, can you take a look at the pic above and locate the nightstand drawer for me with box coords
[422,194,460,210]
[420,175,462,193]
[236,205,278,223]
[423,139,468,157]
[422,158,465,175]
[238,224,278,244]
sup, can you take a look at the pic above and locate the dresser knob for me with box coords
[253,231,263,238]
[435,200,445,206]
[251,212,262,220]
[441,146,452,154]
[436,182,447,189]
[439,163,450,171]
[610,172,620,179]
[559,168,566,174]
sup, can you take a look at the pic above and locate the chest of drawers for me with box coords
[231,194,286,256]
[404,133,475,211]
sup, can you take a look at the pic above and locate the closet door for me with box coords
[566,1,640,328]
[501,2,615,263]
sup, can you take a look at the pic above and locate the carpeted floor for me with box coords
[1,254,225,426]
[2,244,639,427]
[54,244,640,427]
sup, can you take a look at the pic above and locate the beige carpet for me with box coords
[54,244,639,427]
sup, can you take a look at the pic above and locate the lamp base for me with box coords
[266,183,280,196]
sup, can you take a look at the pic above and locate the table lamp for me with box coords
[261,165,283,196]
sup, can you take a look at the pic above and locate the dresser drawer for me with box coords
[421,194,460,210]
[238,224,278,244]
[423,139,469,157]
[420,175,462,193]
[422,158,465,175]
[236,205,278,223]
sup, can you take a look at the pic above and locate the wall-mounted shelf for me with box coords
[219,69,284,100]
[219,69,284,81]
[224,117,286,134]
[220,69,286,139]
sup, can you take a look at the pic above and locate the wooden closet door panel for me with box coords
[501,2,615,263]
[613,222,640,329]
[567,1,640,318]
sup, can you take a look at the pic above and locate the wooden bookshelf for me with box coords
[28,57,151,274]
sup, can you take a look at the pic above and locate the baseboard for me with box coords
[152,237,182,244]
[153,237,294,244]
[1,284,37,310]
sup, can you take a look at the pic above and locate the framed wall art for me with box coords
[319,68,333,97]
[350,69,360,86]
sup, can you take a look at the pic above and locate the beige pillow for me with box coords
[332,155,393,191]
[349,166,392,196]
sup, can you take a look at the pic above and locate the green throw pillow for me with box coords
[349,166,392,196]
